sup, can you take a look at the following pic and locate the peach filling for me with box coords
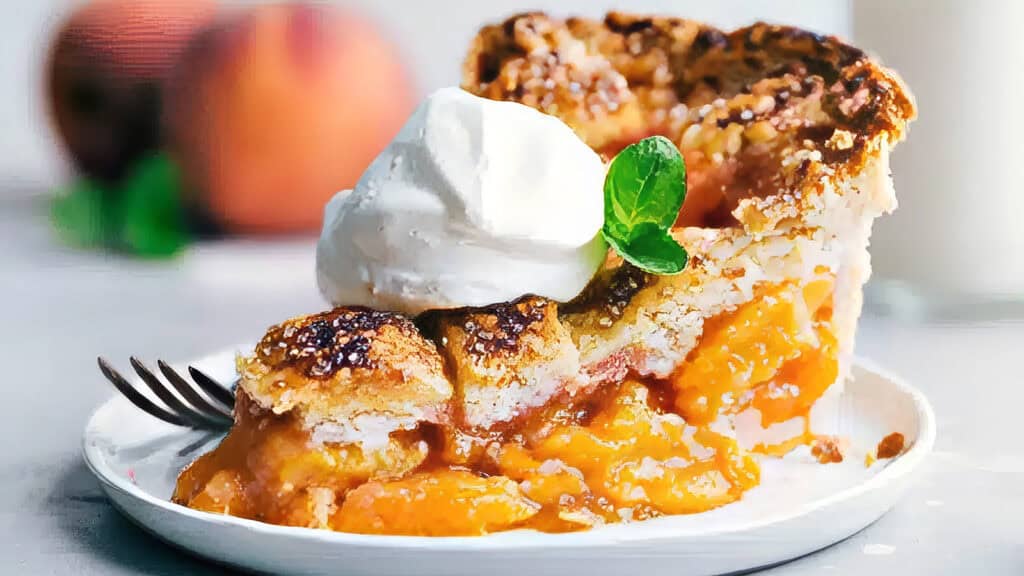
[173,392,429,529]
[672,278,837,429]
[336,470,541,535]
[332,380,759,535]
[175,278,839,535]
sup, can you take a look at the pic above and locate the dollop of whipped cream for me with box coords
[316,87,607,315]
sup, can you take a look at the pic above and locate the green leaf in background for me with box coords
[50,178,112,248]
[602,135,689,275]
[49,152,190,258]
[118,153,189,258]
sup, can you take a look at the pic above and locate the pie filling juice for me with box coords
[174,278,836,535]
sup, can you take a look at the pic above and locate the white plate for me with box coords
[83,351,934,576]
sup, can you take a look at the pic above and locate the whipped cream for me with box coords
[316,87,607,315]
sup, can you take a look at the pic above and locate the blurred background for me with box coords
[2,0,849,186]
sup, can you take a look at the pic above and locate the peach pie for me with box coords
[174,12,915,535]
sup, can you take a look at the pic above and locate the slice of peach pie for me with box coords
[174,12,915,535]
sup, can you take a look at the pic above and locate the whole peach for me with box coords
[47,0,216,182]
[167,3,415,234]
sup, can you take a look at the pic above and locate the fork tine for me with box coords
[177,431,223,458]
[187,366,236,408]
[97,358,189,427]
[157,360,233,423]
[130,357,220,429]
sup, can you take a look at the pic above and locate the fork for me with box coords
[97,357,236,430]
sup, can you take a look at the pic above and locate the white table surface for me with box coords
[3,190,1022,575]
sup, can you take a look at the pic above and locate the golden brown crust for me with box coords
[563,261,651,325]
[240,307,452,440]
[463,12,915,229]
[442,297,553,358]
[254,307,416,378]
[437,297,584,430]
[465,12,914,150]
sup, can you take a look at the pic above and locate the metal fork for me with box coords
[97,357,236,430]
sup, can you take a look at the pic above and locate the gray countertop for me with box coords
[3,191,1022,575]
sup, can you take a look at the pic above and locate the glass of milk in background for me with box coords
[854,0,1024,320]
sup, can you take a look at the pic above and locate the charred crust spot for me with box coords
[257,307,413,379]
[715,100,773,128]
[702,75,722,93]
[802,59,838,85]
[500,11,545,37]
[297,319,336,350]
[797,123,860,164]
[841,95,883,133]
[604,13,654,35]
[843,69,869,93]
[477,53,501,84]
[824,143,857,165]
[605,264,651,317]
[797,124,837,146]
[566,263,652,321]
[306,335,373,377]
[838,45,867,68]
[327,307,398,333]
[739,24,864,85]
[773,87,793,107]
[502,15,518,37]
[459,297,550,356]
[692,28,728,54]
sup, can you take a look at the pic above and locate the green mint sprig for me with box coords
[601,135,688,275]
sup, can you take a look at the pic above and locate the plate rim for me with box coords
[83,355,935,551]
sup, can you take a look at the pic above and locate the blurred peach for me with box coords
[167,3,415,234]
[47,0,216,182]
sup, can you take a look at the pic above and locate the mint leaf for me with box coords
[50,178,115,248]
[119,154,189,258]
[602,136,688,275]
[604,223,688,275]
